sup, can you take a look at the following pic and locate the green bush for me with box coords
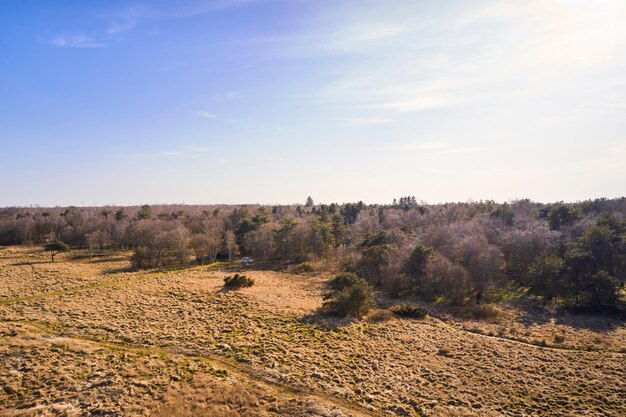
[458,304,499,321]
[43,241,70,262]
[293,262,314,274]
[389,303,428,319]
[322,273,374,318]
[223,273,255,289]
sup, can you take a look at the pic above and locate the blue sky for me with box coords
[1,0,625,206]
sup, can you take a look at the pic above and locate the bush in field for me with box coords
[456,304,500,321]
[322,273,373,318]
[44,241,70,262]
[223,273,254,289]
[293,262,314,274]
[389,303,428,319]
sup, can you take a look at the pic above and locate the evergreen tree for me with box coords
[44,241,70,262]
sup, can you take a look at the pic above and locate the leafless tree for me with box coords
[224,230,237,262]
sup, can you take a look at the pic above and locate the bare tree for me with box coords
[202,217,223,263]
[224,230,238,262]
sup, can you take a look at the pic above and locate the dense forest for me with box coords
[1,197,625,311]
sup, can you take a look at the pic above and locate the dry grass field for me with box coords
[1,246,625,416]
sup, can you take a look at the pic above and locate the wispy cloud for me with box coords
[102,4,148,35]
[52,35,104,48]
[461,0,626,81]
[196,111,283,131]
[196,111,217,119]
[185,145,209,153]
[336,117,395,127]
[212,91,243,101]
[322,23,408,54]
[106,19,138,35]
[225,118,284,131]
[363,96,455,113]
[303,0,626,125]
[51,1,258,50]
[387,142,481,156]
[158,151,184,157]
[103,0,257,36]
[139,145,210,159]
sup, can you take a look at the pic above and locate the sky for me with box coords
[1,0,625,206]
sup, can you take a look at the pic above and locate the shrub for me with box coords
[389,303,428,319]
[43,241,70,262]
[437,348,451,356]
[456,304,500,321]
[322,272,374,318]
[223,273,254,289]
[366,309,393,323]
[293,262,314,274]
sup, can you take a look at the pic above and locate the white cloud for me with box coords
[52,1,258,51]
[322,23,408,53]
[52,35,104,48]
[139,145,211,159]
[305,0,626,124]
[336,117,395,127]
[106,19,137,35]
[387,141,481,155]
[196,111,217,119]
[363,96,454,113]
[212,91,243,100]
[198,113,283,131]
[472,0,626,80]
[102,0,257,36]
[158,151,184,157]
[186,145,209,152]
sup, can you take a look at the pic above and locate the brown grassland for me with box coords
[0,246,624,416]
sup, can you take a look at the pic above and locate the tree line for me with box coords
[1,197,624,310]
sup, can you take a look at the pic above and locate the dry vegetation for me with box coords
[1,246,625,416]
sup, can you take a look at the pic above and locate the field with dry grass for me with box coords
[1,246,625,416]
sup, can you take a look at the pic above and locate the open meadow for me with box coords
[1,246,624,417]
